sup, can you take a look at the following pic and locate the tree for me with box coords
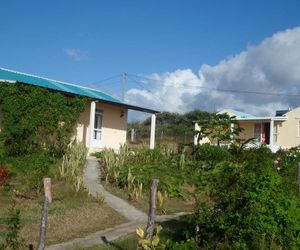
[195,113,243,146]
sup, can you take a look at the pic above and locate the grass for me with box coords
[102,182,195,215]
[0,175,127,248]
[95,145,198,217]
[78,234,138,250]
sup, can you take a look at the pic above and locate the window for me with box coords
[254,123,262,142]
[273,123,278,144]
[93,109,103,140]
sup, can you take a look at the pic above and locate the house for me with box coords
[0,67,159,152]
[203,108,300,152]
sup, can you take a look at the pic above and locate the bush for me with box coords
[5,152,55,192]
[195,144,232,167]
[0,206,24,250]
[166,239,198,250]
[0,82,86,156]
[192,160,300,249]
[96,145,187,198]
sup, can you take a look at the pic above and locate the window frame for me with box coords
[93,109,103,141]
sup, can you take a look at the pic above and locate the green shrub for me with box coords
[273,147,300,196]
[133,145,174,165]
[238,146,274,168]
[5,151,54,174]
[281,146,300,165]
[192,160,300,249]
[0,82,85,156]
[5,152,55,192]
[117,164,186,198]
[195,144,232,167]
[0,206,24,250]
[96,145,187,199]
[166,239,198,249]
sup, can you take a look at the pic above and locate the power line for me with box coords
[126,75,175,108]
[127,73,300,97]
[89,74,121,87]
[196,86,300,97]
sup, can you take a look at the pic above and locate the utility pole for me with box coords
[121,73,126,101]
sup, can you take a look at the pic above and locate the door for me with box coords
[91,109,103,148]
[264,122,270,144]
[254,123,262,143]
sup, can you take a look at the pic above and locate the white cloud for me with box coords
[126,27,300,120]
[65,48,88,61]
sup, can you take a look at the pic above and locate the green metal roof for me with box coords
[0,67,122,103]
[220,109,256,118]
[0,67,158,113]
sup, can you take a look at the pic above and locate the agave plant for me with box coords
[73,176,83,192]
[60,140,88,192]
[96,191,105,203]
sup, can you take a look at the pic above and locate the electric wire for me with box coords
[89,74,121,87]
[127,73,300,97]
[126,75,176,108]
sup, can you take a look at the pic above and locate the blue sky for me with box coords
[1,1,300,118]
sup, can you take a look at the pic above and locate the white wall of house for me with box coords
[74,100,128,152]
[238,121,255,140]
[276,107,300,148]
[222,108,300,149]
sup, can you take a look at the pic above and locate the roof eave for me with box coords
[237,117,287,121]
[92,98,159,114]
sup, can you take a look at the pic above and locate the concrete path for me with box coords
[45,158,189,250]
[45,213,188,250]
[83,157,147,222]
[46,221,144,250]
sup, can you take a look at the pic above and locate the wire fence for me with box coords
[126,128,194,147]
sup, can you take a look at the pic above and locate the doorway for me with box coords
[91,109,103,148]
[254,122,270,144]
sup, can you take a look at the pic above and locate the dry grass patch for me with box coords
[0,179,127,248]
[22,202,126,246]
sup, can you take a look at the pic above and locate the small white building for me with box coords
[0,67,159,152]
[203,108,300,151]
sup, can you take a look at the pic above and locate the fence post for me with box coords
[297,163,300,198]
[44,178,52,203]
[38,178,52,250]
[146,179,159,241]
[131,129,135,142]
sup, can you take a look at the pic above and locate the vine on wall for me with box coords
[0,82,86,156]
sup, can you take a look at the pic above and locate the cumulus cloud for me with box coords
[126,27,300,120]
[65,48,88,61]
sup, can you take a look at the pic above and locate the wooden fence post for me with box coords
[146,179,159,241]
[44,178,52,203]
[297,163,300,198]
[38,178,52,250]
[131,129,135,142]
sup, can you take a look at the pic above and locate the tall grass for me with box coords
[59,140,88,192]
[95,144,186,199]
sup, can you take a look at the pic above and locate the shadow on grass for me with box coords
[101,236,124,250]
[99,235,138,250]
[159,217,193,242]
[95,216,193,250]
